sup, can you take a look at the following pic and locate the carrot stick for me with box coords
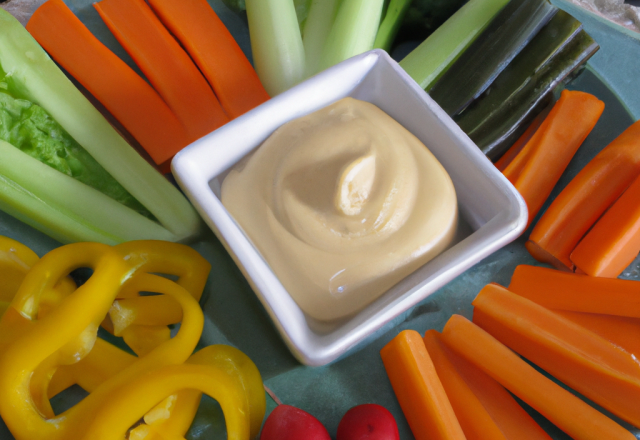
[472,283,640,427]
[441,314,635,440]
[94,0,229,143]
[499,103,556,177]
[554,310,640,359]
[25,0,190,166]
[380,330,465,440]
[503,90,604,226]
[501,109,555,184]
[570,173,640,277]
[146,0,270,119]
[508,265,640,318]
[423,330,509,440]
[501,92,570,185]
[527,120,640,270]
[495,105,549,172]
[442,339,553,440]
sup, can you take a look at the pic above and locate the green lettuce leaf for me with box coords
[0,8,201,244]
[0,87,153,220]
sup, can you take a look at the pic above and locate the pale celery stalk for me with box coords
[373,0,412,53]
[246,0,305,96]
[399,0,511,90]
[0,9,200,244]
[303,0,341,77]
[318,0,385,72]
[294,0,314,31]
[0,141,174,244]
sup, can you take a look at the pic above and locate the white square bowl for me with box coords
[172,49,528,366]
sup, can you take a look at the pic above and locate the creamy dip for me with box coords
[221,98,458,321]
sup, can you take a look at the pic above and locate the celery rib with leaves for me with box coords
[0,9,201,245]
[428,0,558,116]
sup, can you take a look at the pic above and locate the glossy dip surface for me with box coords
[221,98,458,321]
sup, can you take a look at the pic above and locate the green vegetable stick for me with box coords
[0,140,174,244]
[373,0,412,53]
[303,0,340,77]
[246,0,305,96]
[428,0,558,116]
[294,0,314,31]
[455,11,597,161]
[0,90,151,220]
[399,0,510,90]
[318,0,385,73]
[0,9,200,243]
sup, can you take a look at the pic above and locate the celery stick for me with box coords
[318,0,385,72]
[246,0,305,96]
[373,0,412,53]
[0,140,173,244]
[294,0,313,31]
[303,0,340,76]
[0,88,152,220]
[428,0,557,116]
[399,0,510,90]
[0,9,200,243]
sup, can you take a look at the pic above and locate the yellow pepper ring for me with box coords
[0,243,129,439]
[114,240,211,300]
[109,295,184,335]
[84,363,251,440]
[0,239,262,440]
[0,235,39,303]
[51,242,213,439]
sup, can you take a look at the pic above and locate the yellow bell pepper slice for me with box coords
[0,239,263,440]
[0,235,39,302]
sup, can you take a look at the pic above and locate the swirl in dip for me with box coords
[221,97,458,321]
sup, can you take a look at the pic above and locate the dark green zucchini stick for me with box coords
[428,0,557,116]
[456,12,598,160]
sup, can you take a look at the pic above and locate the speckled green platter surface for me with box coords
[0,0,639,438]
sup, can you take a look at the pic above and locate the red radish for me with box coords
[260,404,331,440]
[337,404,400,440]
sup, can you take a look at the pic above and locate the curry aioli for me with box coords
[221,98,457,321]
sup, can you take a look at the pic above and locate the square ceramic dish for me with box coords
[172,49,528,366]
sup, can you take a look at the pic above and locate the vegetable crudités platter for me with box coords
[1,0,640,439]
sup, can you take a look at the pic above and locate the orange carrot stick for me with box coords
[508,265,640,318]
[441,314,635,440]
[570,173,640,277]
[497,104,554,174]
[380,330,465,440]
[26,0,190,166]
[423,330,509,440]
[554,310,640,359]
[442,340,552,440]
[146,0,270,119]
[472,283,640,427]
[94,0,229,143]
[527,120,640,270]
[503,90,604,226]
[494,119,540,172]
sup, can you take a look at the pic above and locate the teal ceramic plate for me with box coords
[0,0,639,438]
